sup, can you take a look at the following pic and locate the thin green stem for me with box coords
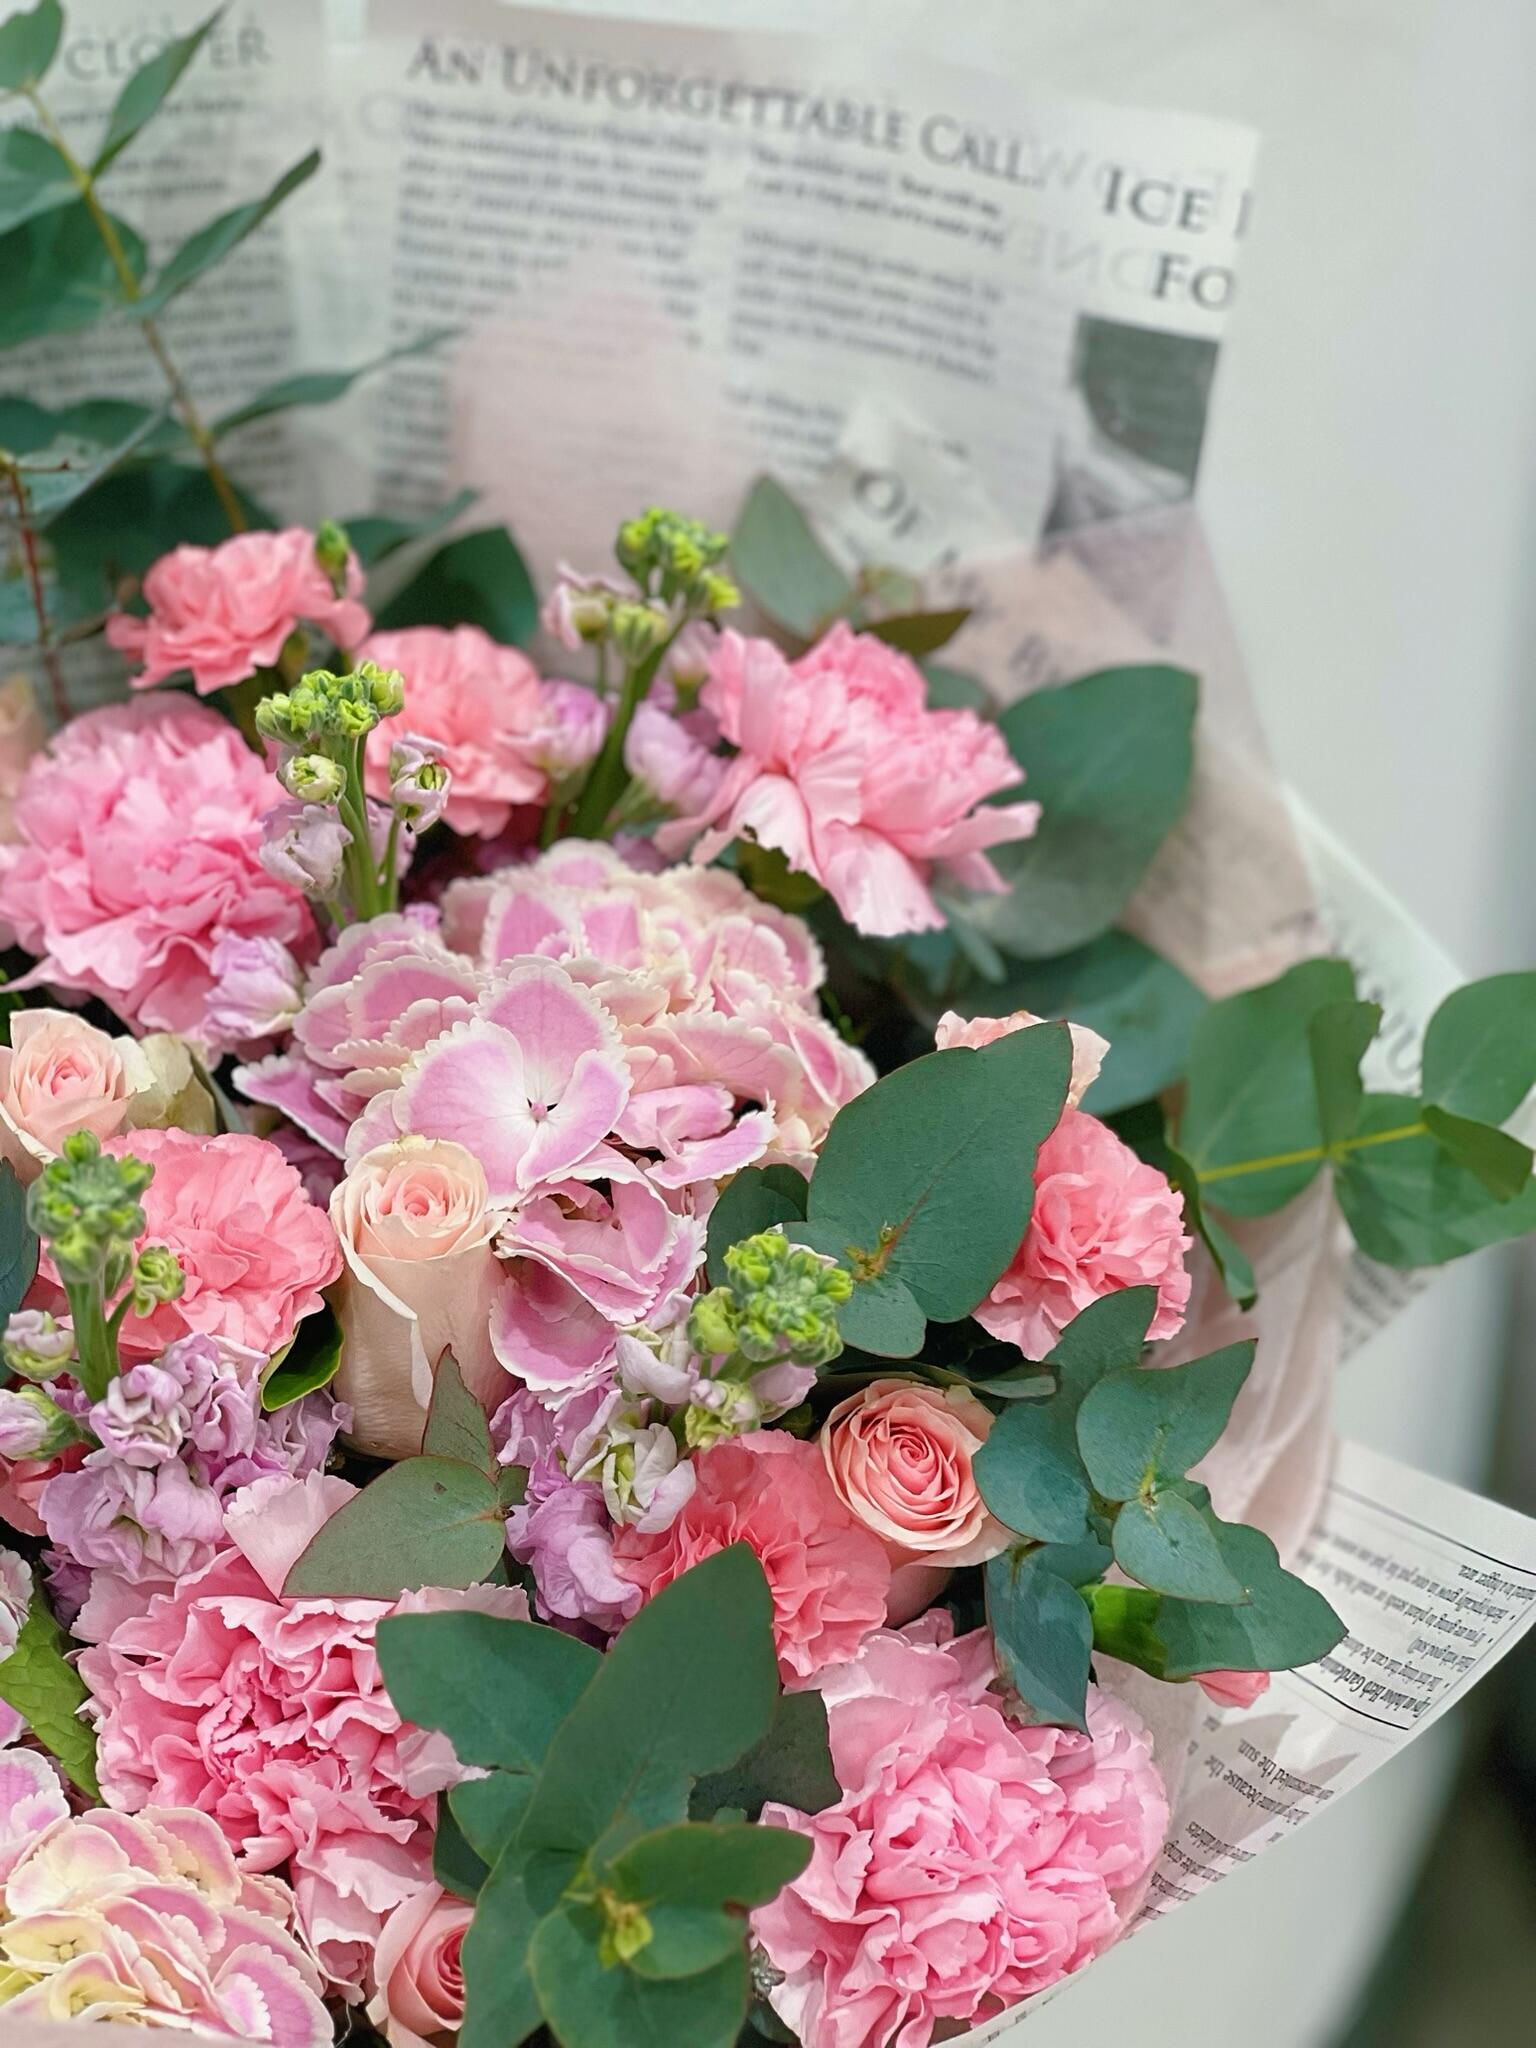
[569,626,682,839]
[2,462,69,722]
[1196,1119,1427,1186]
[64,1280,115,1404]
[25,87,246,535]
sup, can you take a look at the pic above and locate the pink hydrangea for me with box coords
[658,624,1040,937]
[106,527,369,694]
[976,1108,1193,1357]
[80,1471,529,1995]
[0,1804,331,2043]
[360,626,557,838]
[44,1130,340,1364]
[753,1617,1168,2047]
[612,1433,891,1684]
[0,698,315,1040]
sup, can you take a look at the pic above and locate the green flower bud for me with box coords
[280,752,346,803]
[27,1132,153,1286]
[610,601,670,663]
[613,507,729,603]
[129,1245,185,1316]
[2,1309,74,1382]
[700,571,740,615]
[313,519,352,597]
[689,1228,851,1373]
[595,1891,653,1970]
[687,1287,741,1361]
[358,659,406,720]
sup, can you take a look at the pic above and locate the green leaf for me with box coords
[0,1159,39,1320]
[977,666,1197,959]
[0,127,73,236]
[0,0,61,93]
[1113,1492,1246,1603]
[785,1220,925,1357]
[519,1546,779,1900]
[0,201,145,347]
[19,412,172,528]
[985,1552,1092,1732]
[0,1580,98,1796]
[690,1690,839,1821]
[973,1400,1090,1543]
[212,327,458,439]
[1421,972,1536,1125]
[613,1822,810,1981]
[48,457,271,628]
[1046,1286,1158,1417]
[377,1611,599,1773]
[134,150,320,316]
[282,1456,503,1599]
[422,1352,495,1471]
[1145,1122,1256,1309]
[529,1904,748,2048]
[1076,1341,1254,1501]
[1156,1519,1346,1678]
[1336,1091,1536,1267]
[1179,957,1358,1217]
[93,9,221,173]
[0,394,170,456]
[705,1165,808,1285]
[434,1789,488,1902]
[1309,999,1381,1148]
[1083,1581,1168,1670]
[460,1841,544,2048]
[970,930,1207,1118]
[259,1302,342,1410]
[452,1771,533,1866]
[863,608,969,659]
[374,524,538,645]
[345,488,476,571]
[730,475,853,638]
[1421,1105,1533,1200]
[807,1024,1071,1322]
[921,661,988,712]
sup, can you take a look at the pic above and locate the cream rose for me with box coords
[0,1008,134,1176]
[821,1378,1008,1572]
[367,1883,470,2048]
[330,1138,506,1459]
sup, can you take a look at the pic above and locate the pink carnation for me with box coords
[73,1130,340,1364]
[612,1433,891,1684]
[80,1471,529,1996]
[0,1805,332,2043]
[106,527,369,694]
[0,698,314,1039]
[360,626,555,838]
[658,624,1040,937]
[976,1108,1193,1357]
[754,1618,1168,2047]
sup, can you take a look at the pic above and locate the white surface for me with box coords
[519,2,1536,2040]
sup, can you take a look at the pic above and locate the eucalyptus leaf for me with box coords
[1421,1105,1533,1201]
[0,1159,39,1320]
[730,475,852,638]
[421,1353,495,1471]
[529,1904,748,2048]
[346,488,477,569]
[921,661,988,712]
[0,0,62,93]
[1113,1492,1247,1604]
[985,1552,1092,1732]
[134,150,320,316]
[1309,999,1381,1148]
[212,327,458,438]
[374,524,539,645]
[610,1822,811,1981]
[1421,971,1536,1125]
[1075,1341,1254,1501]
[785,1219,926,1357]
[0,126,73,236]
[282,1456,504,1599]
[459,1841,544,2048]
[0,202,145,347]
[863,608,969,658]
[973,1400,1091,1544]
[93,10,221,173]
[976,665,1197,959]
[452,1771,534,1866]
[806,1023,1071,1322]
[1045,1285,1158,1417]
[21,410,172,527]
[1336,1091,1536,1267]
[0,1580,98,1796]
[434,1789,488,1903]
[376,1611,599,1773]
[690,1689,839,1821]
[1156,1519,1346,1678]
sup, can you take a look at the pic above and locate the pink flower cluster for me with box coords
[754,1615,1168,2047]
[659,624,1041,936]
[0,698,315,1041]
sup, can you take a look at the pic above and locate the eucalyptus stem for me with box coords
[1195,1119,1427,1186]
[2,462,69,722]
[24,87,246,535]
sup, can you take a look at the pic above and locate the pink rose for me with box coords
[331,1138,507,1459]
[0,698,315,1040]
[1196,1668,1272,1709]
[821,1378,1008,1573]
[0,1008,132,1178]
[977,1108,1193,1358]
[368,1882,471,2048]
[360,626,555,838]
[936,1006,1109,1108]
[753,1617,1168,2047]
[60,1130,340,1364]
[658,624,1040,937]
[612,1433,891,1684]
[79,1471,529,1996]
[106,526,369,694]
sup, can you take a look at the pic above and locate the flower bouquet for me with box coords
[2,10,1536,2048]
